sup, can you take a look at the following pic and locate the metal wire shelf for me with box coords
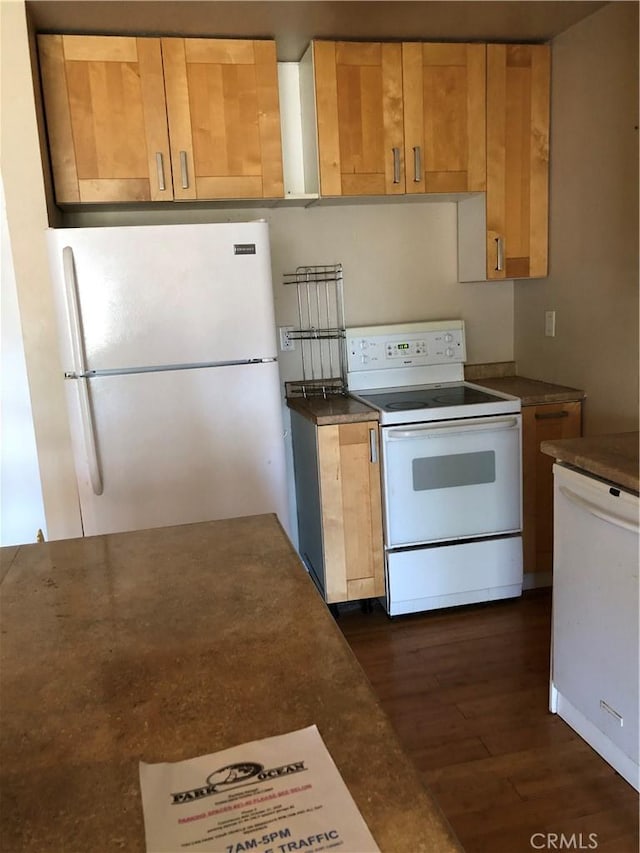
[283,264,346,398]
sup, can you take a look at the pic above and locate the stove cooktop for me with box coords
[362,384,502,411]
[353,382,521,425]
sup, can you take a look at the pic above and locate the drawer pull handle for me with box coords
[369,428,378,464]
[535,410,570,420]
[495,236,504,271]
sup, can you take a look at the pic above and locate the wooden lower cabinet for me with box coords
[522,401,582,580]
[290,411,385,604]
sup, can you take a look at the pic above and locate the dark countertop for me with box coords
[287,393,380,425]
[541,432,639,494]
[0,515,461,853]
[286,372,585,424]
[469,376,585,406]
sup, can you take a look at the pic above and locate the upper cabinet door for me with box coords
[161,38,284,200]
[38,35,172,204]
[402,43,486,194]
[486,44,550,279]
[313,41,404,196]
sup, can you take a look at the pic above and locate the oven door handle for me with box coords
[386,416,520,440]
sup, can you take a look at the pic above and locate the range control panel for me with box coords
[346,320,466,372]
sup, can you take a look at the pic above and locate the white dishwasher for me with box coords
[550,463,639,790]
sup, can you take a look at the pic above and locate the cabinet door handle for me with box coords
[369,428,378,464]
[495,236,504,271]
[179,150,189,189]
[155,152,166,191]
[535,410,570,420]
[413,146,422,183]
[392,147,401,184]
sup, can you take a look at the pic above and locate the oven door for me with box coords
[381,414,521,547]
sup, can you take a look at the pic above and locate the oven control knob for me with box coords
[361,354,369,364]
[445,347,454,358]
[360,340,368,350]
[444,333,454,343]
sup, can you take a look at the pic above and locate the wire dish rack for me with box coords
[283,263,346,398]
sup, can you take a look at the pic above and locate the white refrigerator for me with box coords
[46,221,290,538]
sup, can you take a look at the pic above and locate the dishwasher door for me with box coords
[551,463,639,790]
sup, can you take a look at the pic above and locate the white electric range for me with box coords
[347,320,524,616]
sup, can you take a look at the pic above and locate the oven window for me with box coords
[412,451,496,491]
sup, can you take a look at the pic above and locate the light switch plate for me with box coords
[545,311,556,337]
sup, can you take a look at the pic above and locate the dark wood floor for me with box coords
[338,590,639,853]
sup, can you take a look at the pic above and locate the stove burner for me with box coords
[431,393,464,405]
[386,400,427,410]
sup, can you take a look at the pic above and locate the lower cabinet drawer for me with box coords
[387,535,523,616]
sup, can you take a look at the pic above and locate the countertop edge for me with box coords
[285,374,586,423]
[470,376,586,407]
[540,433,640,494]
[287,394,380,425]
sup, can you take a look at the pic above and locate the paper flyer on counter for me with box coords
[139,724,380,853]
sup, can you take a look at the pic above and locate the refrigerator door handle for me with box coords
[76,377,104,496]
[62,247,104,496]
[62,246,89,377]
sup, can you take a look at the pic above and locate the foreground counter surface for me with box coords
[0,515,461,853]
[540,431,639,494]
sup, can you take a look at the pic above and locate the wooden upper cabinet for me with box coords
[486,44,551,279]
[402,43,486,194]
[312,40,486,197]
[38,35,172,204]
[313,41,404,197]
[161,38,283,200]
[38,35,284,204]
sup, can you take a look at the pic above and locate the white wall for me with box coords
[514,1,639,435]
[1,0,83,541]
[65,201,516,376]
[0,178,46,545]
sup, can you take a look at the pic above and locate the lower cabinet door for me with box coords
[522,401,582,578]
[317,421,385,603]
